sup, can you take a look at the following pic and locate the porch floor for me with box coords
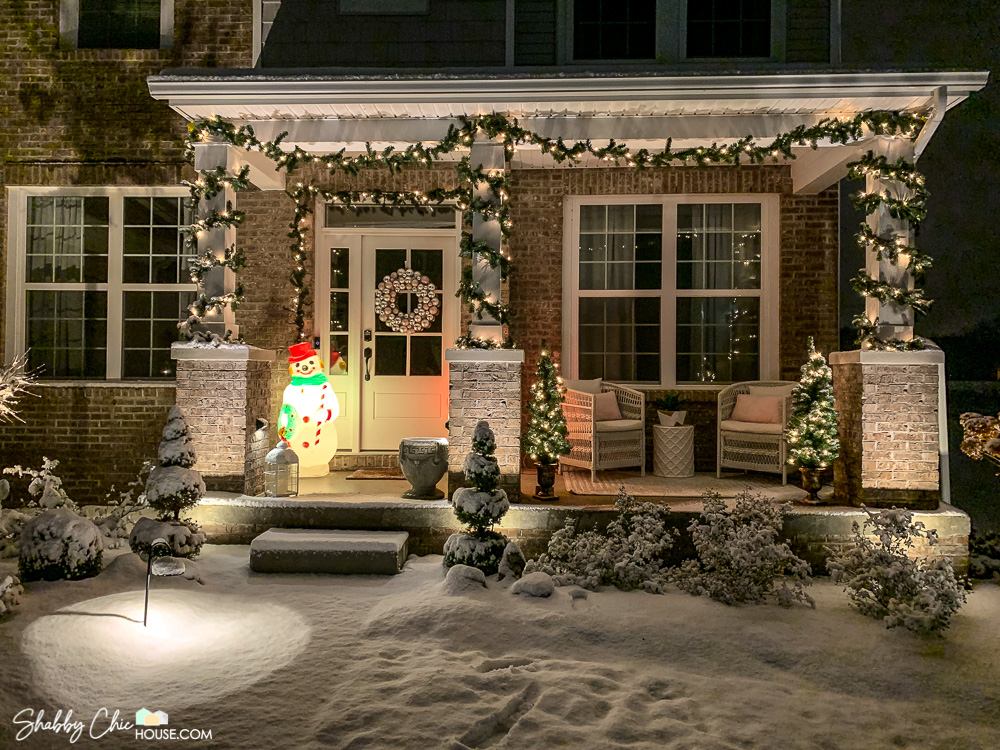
[295,468,821,509]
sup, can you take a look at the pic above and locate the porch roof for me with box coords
[148,68,987,191]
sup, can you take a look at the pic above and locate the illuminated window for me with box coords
[11,189,195,380]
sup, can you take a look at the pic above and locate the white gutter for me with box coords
[148,70,989,107]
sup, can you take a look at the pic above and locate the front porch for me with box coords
[189,468,970,573]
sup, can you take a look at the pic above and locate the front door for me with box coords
[360,236,455,450]
[316,231,457,453]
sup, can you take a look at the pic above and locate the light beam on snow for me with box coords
[22,590,311,714]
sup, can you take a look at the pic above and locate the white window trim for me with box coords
[59,0,175,50]
[5,186,196,381]
[561,194,780,390]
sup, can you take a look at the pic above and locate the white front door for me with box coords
[360,235,456,450]
[316,231,457,453]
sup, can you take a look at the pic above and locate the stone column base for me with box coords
[830,348,945,510]
[446,349,524,500]
[172,343,275,497]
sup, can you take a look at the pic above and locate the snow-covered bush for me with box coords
[827,507,966,634]
[969,529,1000,581]
[525,487,675,592]
[675,490,814,607]
[498,541,525,580]
[444,421,511,575]
[0,574,22,616]
[3,457,77,510]
[19,508,103,581]
[129,517,206,559]
[90,461,152,548]
[145,408,206,520]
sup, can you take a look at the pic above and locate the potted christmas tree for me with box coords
[130,407,207,557]
[523,342,571,500]
[443,421,511,575]
[785,337,840,503]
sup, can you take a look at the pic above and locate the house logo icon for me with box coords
[135,709,168,727]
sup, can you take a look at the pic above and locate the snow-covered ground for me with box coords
[1,546,998,749]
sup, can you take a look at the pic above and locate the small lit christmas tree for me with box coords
[786,337,840,501]
[444,421,512,575]
[523,341,571,499]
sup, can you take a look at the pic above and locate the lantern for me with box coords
[264,439,299,497]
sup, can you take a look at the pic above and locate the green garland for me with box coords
[186,108,930,350]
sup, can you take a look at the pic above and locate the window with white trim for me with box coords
[565,196,778,387]
[8,189,195,380]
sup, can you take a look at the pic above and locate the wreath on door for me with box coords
[374,267,440,333]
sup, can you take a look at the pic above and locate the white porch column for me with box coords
[192,140,241,339]
[864,137,916,344]
[468,139,506,343]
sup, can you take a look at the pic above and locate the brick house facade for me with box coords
[0,1,986,505]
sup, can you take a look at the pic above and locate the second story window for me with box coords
[686,0,772,59]
[77,0,162,49]
[573,0,656,61]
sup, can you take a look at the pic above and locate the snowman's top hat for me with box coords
[288,342,317,363]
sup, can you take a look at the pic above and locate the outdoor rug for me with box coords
[346,468,406,480]
[561,469,796,499]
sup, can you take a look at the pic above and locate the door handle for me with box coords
[364,346,373,381]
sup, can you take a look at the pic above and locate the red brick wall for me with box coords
[0,0,252,501]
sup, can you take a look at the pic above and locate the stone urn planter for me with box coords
[399,437,449,500]
[533,463,558,501]
[799,467,823,504]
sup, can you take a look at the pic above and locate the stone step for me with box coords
[249,529,409,575]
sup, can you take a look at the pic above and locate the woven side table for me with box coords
[653,425,695,478]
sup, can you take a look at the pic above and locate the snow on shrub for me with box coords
[525,486,675,592]
[444,421,513,576]
[145,407,205,520]
[827,507,966,634]
[19,508,103,581]
[675,490,814,607]
[969,529,1000,581]
[90,462,152,549]
[3,457,77,510]
[130,517,206,559]
[0,574,23,616]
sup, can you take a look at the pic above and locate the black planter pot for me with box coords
[799,467,823,503]
[533,463,558,501]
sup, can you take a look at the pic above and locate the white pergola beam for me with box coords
[193,142,285,191]
[790,143,867,194]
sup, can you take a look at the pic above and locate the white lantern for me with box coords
[264,439,299,497]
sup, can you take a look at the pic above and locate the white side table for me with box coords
[653,425,695,478]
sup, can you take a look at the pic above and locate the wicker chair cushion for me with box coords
[748,383,797,398]
[719,419,785,435]
[594,391,622,421]
[596,419,644,433]
[730,394,782,424]
[563,378,603,394]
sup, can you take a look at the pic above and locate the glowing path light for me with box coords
[278,342,341,478]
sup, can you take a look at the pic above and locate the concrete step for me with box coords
[249,529,409,575]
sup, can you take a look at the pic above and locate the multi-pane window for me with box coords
[573,0,656,60]
[17,190,195,380]
[78,0,161,49]
[687,0,772,58]
[571,199,772,386]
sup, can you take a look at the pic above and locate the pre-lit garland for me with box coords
[185,109,930,350]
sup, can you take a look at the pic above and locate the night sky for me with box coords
[839,1,1000,342]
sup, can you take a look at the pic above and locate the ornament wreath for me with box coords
[374,268,440,333]
[185,109,930,350]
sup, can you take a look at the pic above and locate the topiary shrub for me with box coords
[525,486,675,592]
[675,490,814,607]
[145,407,205,520]
[19,508,103,581]
[827,506,966,634]
[443,421,512,575]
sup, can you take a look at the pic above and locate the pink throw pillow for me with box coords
[594,391,622,421]
[730,394,783,424]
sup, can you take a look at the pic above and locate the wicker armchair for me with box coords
[717,381,795,485]
[559,383,646,482]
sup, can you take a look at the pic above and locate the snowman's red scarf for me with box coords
[290,373,328,387]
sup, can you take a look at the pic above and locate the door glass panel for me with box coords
[411,248,443,287]
[410,336,442,377]
[375,336,407,376]
[329,248,349,375]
